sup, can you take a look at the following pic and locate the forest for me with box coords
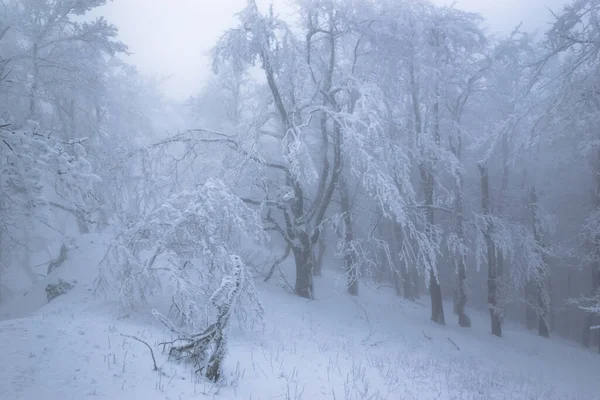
[0,0,599,399]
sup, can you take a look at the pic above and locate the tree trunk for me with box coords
[28,42,39,118]
[455,177,471,327]
[448,107,470,327]
[313,237,325,276]
[525,281,537,330]
[393,221,415,300]
[584,151,600,348]
[479,163,502,337]
[424,182,444,325]
[293,233,314,299]
[582,262,600,348]
[529,186,550,338]
[339,176,358,296]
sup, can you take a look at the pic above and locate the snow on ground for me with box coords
[0,234,598,400]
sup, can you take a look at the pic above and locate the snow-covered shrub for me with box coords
[99,178,266,330]
[155,255,263,382]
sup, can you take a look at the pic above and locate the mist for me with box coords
[0,0,599,399]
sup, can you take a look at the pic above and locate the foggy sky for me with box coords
[95,0,567,100]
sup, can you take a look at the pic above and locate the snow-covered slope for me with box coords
[0,234,598,400]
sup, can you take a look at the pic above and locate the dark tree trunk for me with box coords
[479,163,502,337]
[293,233,314,299]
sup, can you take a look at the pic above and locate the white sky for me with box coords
[93,0,566,101]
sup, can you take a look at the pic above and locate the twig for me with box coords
[422,330,432,340]
[264,245,291,282]
[447,337,460,351]
[369,333,401,347]
[278,264,296,295]
[121,334,158,371]
[352,299,370,325]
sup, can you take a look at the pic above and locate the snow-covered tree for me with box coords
[99,178,265,330]
[156,255,263,382]
[0,121,99,295]
[541,0,600,347]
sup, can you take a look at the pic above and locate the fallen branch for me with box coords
[121,334,158,371]
[447,336,460,350]
[422,330,432,340]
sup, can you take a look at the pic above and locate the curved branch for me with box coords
[264,245,291,282]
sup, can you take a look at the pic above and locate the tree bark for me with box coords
[424,181,445,324]
[529,186,550,338]
[411,58,444,324]
[479,163,502,337]
[293,232,314,299]
[393,221,415,300]
[313,237,325,276]
[455,176,471,327]
[339,176,358,296]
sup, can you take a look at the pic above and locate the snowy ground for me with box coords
[0,234,598,400]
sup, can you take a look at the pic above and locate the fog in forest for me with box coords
[0,1,599,399]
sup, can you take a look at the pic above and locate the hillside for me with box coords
[0,234,598,400]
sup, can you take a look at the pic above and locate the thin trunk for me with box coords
[28,42,39,118]
[424,182,444,324]
[394,221,415,300]
[450,128,470,327]
[497,131,508,324]
[412,59,444,324]
[479,163,502,337]
[293,232,314,299]
[525,281,537,330]
[530,186,550,338]
[339,176,358,296]
[429,98,444,325]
